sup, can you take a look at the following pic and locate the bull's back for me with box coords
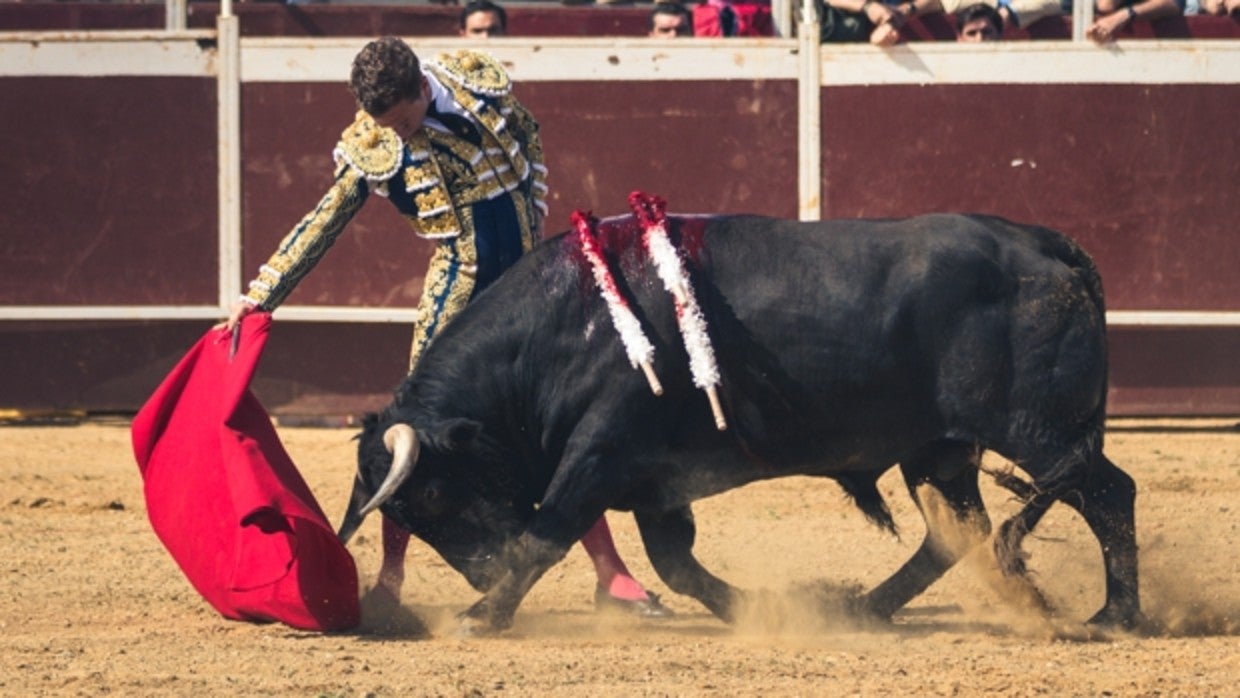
[693,213,1107,456]
[701,213,1102,347]
[698,213,1022,360]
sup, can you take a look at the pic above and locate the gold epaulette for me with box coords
[333,111,403,183]
[427,50,512,98]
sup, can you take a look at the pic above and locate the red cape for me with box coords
[131,314,360,631]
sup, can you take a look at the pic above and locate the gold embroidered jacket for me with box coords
[240,50,548,365]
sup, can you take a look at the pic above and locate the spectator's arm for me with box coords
[1087,0,1183,42]
[1128,0,1184,20]
[828,0,900,22]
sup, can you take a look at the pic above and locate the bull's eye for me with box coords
[418,479,449,516]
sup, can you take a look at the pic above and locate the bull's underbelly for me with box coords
[644,426,929,509]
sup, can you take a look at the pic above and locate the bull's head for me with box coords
[336,413,527,593]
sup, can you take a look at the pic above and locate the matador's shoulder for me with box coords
[426,50,512,98]
[333,111,403,182]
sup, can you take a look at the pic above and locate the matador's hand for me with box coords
[215,300,256,333]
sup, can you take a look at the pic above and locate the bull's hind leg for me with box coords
[992,443,1141,628]
[864,440,991,620]
[634,505,741,622]
[1060,455,1142,629]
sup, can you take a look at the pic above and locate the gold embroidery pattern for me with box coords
[503,98,548,214]
[403,161,440,194]
[510,194,538,253]
[333,111,403,182]
[426,50,511,97]
[428,56,529,186]
[403,131,462,239]
[428,130,483,201]
[408,224,478,371]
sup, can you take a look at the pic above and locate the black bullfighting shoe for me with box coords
[594,587,675,619]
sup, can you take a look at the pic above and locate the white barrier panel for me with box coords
[0,32,216,77]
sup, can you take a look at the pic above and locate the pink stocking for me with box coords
[378,516,411,601]
[580,516,649,601]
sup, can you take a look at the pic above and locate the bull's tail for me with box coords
[837,472,897,535]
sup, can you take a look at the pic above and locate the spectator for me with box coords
[225,37,671,620]
[650,2,695,36]
[929,0,1061,32]
[955,1,1004,38]
[820,0,923,46]
[694,0,777,37]
[1188,0,1239,15]
[1087,0,1183,42]
[459,0,507,38]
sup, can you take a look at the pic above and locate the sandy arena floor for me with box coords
[1,418,1237,696]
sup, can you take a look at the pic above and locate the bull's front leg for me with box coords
[457,531,569,636]
[635,505,742,622]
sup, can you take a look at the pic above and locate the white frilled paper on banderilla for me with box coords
[573,209,664,396]
[631,192,726,431]
[570,193,727,431]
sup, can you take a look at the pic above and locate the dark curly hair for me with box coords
[349,36,424,116]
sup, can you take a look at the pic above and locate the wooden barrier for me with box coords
[1,16,1237,418]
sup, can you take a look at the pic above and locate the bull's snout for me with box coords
[444,549,505,593]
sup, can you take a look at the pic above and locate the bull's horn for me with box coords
[358,423,419,518]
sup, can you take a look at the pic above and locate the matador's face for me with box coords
[371,76,432,142]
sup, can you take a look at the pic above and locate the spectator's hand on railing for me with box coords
[862,0,903,27]
[1086,6,1133,44]
[862,0,904,45]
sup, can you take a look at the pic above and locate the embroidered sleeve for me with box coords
[242,163,370,310]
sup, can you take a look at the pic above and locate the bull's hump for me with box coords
[588,213,714,266]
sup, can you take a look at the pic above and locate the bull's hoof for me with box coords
[454,613,502,638]
[594,588,675,619]
[454,599,513,638]
[1087,603,1154,635]
[854,596,898,626]
[358,586,427,637]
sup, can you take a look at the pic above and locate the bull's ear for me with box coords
[426,418,482,453]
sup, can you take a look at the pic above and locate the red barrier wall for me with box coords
[1,17,1236,418]
[0,76,218,307]
[820,83,1240,312]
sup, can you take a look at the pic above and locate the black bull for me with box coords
[337,212,1141,633]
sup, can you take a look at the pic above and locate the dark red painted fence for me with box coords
[1,5,1237,419]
